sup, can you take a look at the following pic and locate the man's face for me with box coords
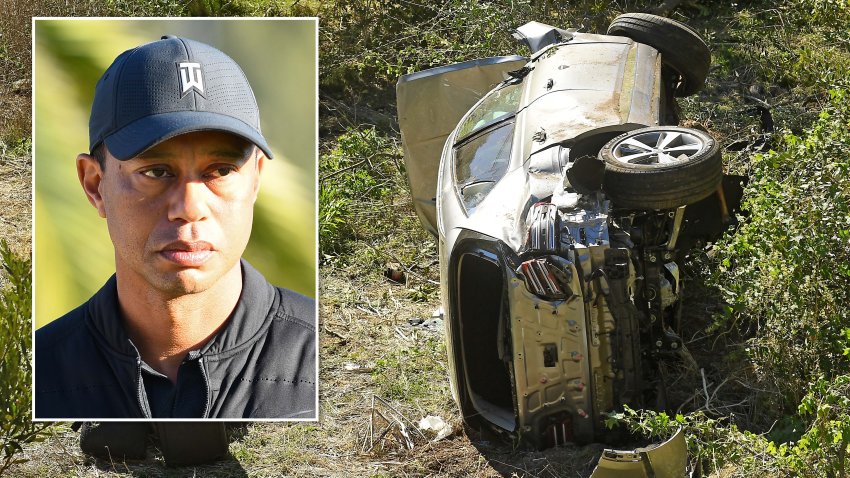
[79,131,265,296]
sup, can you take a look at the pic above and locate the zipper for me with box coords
[135,356,150,418]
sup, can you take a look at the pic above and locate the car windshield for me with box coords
[454,120,515,212]
[456,82,522,141]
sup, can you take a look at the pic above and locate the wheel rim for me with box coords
[610,130,705,166]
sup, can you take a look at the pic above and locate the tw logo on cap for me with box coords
[178,62,204,97]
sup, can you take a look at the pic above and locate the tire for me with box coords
[607,13,710,97]
[600,127,722,210]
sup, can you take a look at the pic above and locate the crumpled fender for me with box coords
[591,427,688,477]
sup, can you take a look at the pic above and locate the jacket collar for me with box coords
[85,259,276,359]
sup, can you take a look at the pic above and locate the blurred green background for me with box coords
[34,19,317,328]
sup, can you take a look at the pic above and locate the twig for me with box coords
[323,324,349,342]
[320,151,398,183]
[367,422,395,453]
[394,326,411,342]
[373,395,427,441]
[734,379,781,395]
[701,368,712,408]
[320,158,368,183]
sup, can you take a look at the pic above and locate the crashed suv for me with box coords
[397,14,744,451]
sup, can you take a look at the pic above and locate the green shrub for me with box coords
[786,374,850,476]
[0,241,47,475]
[319,128,401,255]
[712,88,850,407]
[319,183,351,256]
[608,390,850,478]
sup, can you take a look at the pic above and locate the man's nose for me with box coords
[167,180,211,222]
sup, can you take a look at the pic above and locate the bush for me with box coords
[0,241,47,475]
[609,387,850,478]
[712,88,850,408]
[319,128,401,255]
[786,374,850,476]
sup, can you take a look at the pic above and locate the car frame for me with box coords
[397,14,744,452]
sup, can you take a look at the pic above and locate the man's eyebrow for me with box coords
[207,146,256,164]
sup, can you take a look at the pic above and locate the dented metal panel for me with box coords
[516,38,661,158]
[591,426,688,477]
[507,262,594,441]
[397,56,527,235]
[512,21,574,54]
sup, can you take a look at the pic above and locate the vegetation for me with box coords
[1,0,849,476]
[609,373,850,476]
[0,242,47,475]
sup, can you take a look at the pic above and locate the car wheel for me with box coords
[600,127,722,210]
[607,13,710,97]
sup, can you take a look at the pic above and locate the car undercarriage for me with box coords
[397,14,745,465]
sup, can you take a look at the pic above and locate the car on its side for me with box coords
[397,14,744,452]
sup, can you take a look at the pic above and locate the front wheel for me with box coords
[600,126,722,210]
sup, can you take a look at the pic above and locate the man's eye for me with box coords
[142,168,170,178]
[210,167,237,178]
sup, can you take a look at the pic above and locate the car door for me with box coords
[396,55,527,236]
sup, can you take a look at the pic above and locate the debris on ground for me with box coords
[407,308,444,333]
[363,395,427,453]
[406,317,443,333]
[418,415,452,442]
[343,362,373,373]
[384,262,406,283]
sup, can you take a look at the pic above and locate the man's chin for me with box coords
[150,269,217,295]
[118,254,241,297]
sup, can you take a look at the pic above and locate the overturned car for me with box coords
[397,14,744,450]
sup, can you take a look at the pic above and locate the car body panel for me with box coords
[397,55,528,235]
[417,34,670,445]
[591,426,688,477]
[517,38,661,158]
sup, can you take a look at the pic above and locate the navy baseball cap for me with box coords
[89,35,273,161]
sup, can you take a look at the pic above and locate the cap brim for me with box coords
[103,111,274,161]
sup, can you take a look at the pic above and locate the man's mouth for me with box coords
[158,241,215,267]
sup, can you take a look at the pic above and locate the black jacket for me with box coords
[35,260,316,419]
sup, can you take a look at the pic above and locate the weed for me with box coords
[372,338,447,403]
[608,373,850,477]
[319,127,402,255]
[0,241,48,474]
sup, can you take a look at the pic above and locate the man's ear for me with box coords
[77,153,107,218]
[252,149,266,202]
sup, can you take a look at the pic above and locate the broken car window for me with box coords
[456,82,522,141]
[454,120,515,212]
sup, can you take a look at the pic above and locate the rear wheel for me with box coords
[607,13,710,97]
[600,127,722,210]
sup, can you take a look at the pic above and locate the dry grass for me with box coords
[0,0,59,145]
[0,138,31,257]
[0,0,56,256]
